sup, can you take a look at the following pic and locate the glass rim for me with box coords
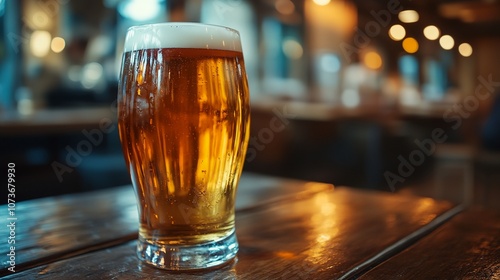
[126,22,240,36]
[123,22,243,53]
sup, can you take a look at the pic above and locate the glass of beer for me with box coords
[117,23,250,270]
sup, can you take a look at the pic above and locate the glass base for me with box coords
[137,230,239,270]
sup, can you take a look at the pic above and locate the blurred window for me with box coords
[398,55,419,87]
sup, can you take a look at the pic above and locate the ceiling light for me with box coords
[313,0,331,6]
[458,43,473,57]
[398,10,419,23]
[389,24,406,41]
[439,35,455,50]
[423,25,440,40]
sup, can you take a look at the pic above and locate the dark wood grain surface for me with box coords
[0,186,137,274]
[359,208,500,280]
[0,173,332,275]
[2,185,456,279]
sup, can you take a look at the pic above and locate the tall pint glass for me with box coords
[117,23,250,270]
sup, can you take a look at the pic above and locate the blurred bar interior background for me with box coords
[1,0,499,209]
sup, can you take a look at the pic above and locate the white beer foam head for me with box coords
[124,23,242,52]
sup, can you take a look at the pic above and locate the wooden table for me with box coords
[1,172,498,279]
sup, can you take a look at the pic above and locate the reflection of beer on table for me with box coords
[118,32,250,246]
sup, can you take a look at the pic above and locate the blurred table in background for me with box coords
[0,99,476,136]
[1,172,498,279]
[0,100,495,206]
[0,106,123,200]
[250,97,462,120]
[0,106,116,136]
[247,98,482,189]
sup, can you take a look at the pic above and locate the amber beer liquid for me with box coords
[118,23,250,270]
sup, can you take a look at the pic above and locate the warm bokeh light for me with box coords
[275,0,295,15]
[282,39,303,59]
[305,0,357,42]
[402,37,419,53]
[313,0,331,6]
[30,30,51,57]
[459,43,473,57]
[439,35,455,50]
[398,10,419,23]
[363,51,383,70]
[275,251,296,259]
[389,24,406,41]
[423,25,440,40]
[51,37,65,53]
